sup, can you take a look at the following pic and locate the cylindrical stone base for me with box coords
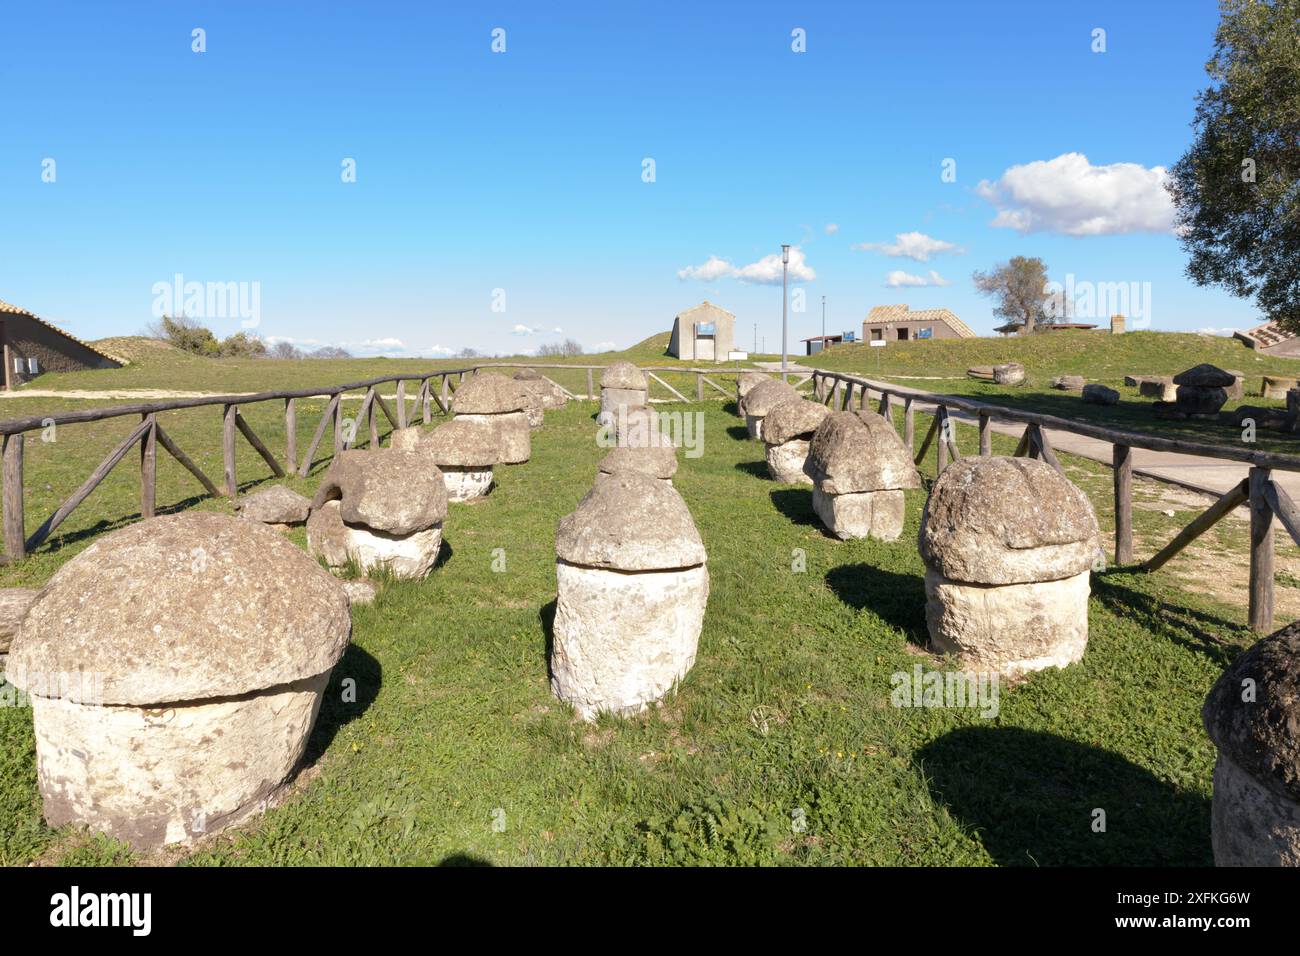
[600,386,648,421]
[812,486,905,540]
[924,567,1090,676]
[765,438,813,484]
[442,466,494,502]
[308,500,443,579]
[456,411,531,464]
[1211,752,1300,866]
[551,561,708,720]
[29,671,329,850]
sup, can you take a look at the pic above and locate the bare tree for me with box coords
[269,341,303,360]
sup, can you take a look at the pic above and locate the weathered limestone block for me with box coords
[608,404,675,449]
[391,420,497,502]
[0,588,38,657]
[1138,376,1178,401]
[452,372,531,463]
[762,398,829,484]
[743,378,800,441]
[813,486,905,541]
[599,362,648,423]
[803,410,920,540]
[993,363,1025,385]
[924,568,1091,677]
[1082,383,1119,406]
[515,368,568,410]
[342,578,379,606]
[597,445,677,485]
[1202,621,1300,866]
[236,485,311,529]
[551,475,708,720]
[1225,370,1245,401]
[1051,375,1086,391]
[736,370,769,413]
[3,513,350,851]
[1263,375,1298,400]
[919,456,1100,675]
[308,449,448,578]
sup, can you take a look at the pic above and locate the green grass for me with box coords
[0,398,1260,867]
[807,330,1300,455]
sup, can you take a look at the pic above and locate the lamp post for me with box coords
[821,295,826,341]
[781,244,790,381]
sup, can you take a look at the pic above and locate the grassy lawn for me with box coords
[0,393,1270,867]
[807,330,1300,456]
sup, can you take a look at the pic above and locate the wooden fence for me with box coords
[0,362,747,567]
[809,368,1300,634]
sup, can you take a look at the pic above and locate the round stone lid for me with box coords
[1173,363,1235,387]
[598,445,678,480]
[763,398,830,445]
[390,421,498,467]
[1203,621,1300,803]
[452,372,528,414]
[919,455,1100,585]
[743,379,801,417]
[803,411,920,494]
[737,371,769,400]
[600,361,647,389]
[556,474,705,570]
[514,368,542,380]
[4,513,350,705]
[310,448,448,534]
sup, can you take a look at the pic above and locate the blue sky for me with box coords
[0,0,1258,357]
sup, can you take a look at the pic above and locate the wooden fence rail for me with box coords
[810,368,1300,634]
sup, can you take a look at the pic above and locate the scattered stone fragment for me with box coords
[0,588,38,658]
[1082,384,1119,406]
[236,485,311,529]
[342,579,379,606]
[1262,375,1298,401]
[1051,375,1086,391]
[993,363,1025,386]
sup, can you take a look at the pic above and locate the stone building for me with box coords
[669,301,736,361]
[0,298,122,387]
[861,304,976,343]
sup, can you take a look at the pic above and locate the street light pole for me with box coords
[821,295,826,341]
[781,244,790,381]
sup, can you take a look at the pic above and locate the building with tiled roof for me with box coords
[862,304,977,343]
[1234,320,1300,358]
[0,298,123,388]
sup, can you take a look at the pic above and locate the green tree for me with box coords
[972,257,1058,333]
[1168,0,1300,328]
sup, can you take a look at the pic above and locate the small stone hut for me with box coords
[552,474,708,720]
[742,378,800,441]
[803,411,920,540]
[1202,621,1300,865]
[597,445,678,486]
[762,398,829,484]
[308,449,448,578]
[451,372,531,464]
[391,420,498,502]
[3,513,350,850]
[599,362,648,424]
[920,456,1099,677]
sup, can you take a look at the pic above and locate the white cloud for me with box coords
[976,152,1176,236]
[884,270,953,288]
[1196,327,1244,337]
[733,246,816,284]
[856,231,961,262]
[511,324,563,336]
[591,341,617,352]
[677,255,735,281]
[824,223,839,235]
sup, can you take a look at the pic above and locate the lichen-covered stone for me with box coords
[919,456,1099,586]
[924,567,1090,677]
[451,410,531,464]
[237,485,311,527]
[1082,384,1119,406]
[1174,363,1236,388]
[310,449,447,536]
[451,372,528,414]
[556,474,705,571]
[608,404,675,449]
[803,411,920,495]
[1138,376,1178,401]
[307,499,443,578]
[766,438,814,484]
[813,486,905,540]
[598,445,678,482]
[736,371,769,413]
[342,579,379,606]
[515,368,568,410]
[993,363,1025,385]
[3,513,350,850]
[0,588,38,656]
[1051,375,1086,391]
[600,361,647,390]
[762,398,829,446]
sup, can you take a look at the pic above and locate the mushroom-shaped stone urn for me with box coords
[762,398,829,484]
[451,372,531,464]
[552,474,709,720]
[607,403,675,449]
[599,361,648,425]
[1173,364,1235,419]
[1202,621,1300,866]
[736,371,769,414]
[920,456,1100,677]
[514,368,568,411]
[803,411,920,539]
[308,448,448,578]
[742,378,800,441]
[2,513,350,850]
[597,445,678,486]
[391,420,498,502]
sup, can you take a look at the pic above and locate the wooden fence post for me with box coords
[223,404,238,498]
[903,397,915,452]
[696,372,703,401]
[1113,444,1133,565]
[422,379,432,423]
[368,388,380,450]
[334,393,345,454]
[3,432,24,561]
[284,398,297,474]
[396,381,407,429]
[979,412,992,456]
[936,406,949,472]
[1249,466,1275,633]
[586,368,595,400]
[140,413,157,519]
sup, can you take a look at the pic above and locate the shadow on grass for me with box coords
[769,488,821,530]
[539,598,557,682]
[734,460,770,480]
[439,853,493,867]
[726,425,750,442]
[1091,572,1246,668]
[722,401,740,416]
[826,563,928,643]
[918,725,1212,866]
[303,643,382,765]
